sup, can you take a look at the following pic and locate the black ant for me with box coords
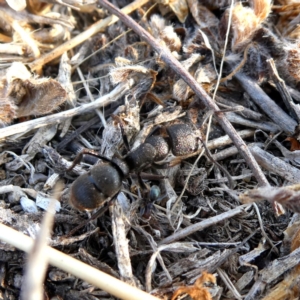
[67,123,200,211]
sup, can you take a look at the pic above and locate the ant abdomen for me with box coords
[69,163,122,211]
[166,124,198,156]
[145,135,169,161]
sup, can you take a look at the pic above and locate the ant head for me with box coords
[69,163,122,211]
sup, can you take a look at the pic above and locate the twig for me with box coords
[28,0,150,71]
[98,0,269,187]
[217,268,243,300]
[225,112,280,132]
[267,58,300,122]
[0,223,160,300]
[110,202,135,285]
[56,116,99,151]
[216,96,264,121]
[76,67,107,127]
[0,80,132,140]
[235,72,297,134]
[159,204,251,245]
[249,144,300,183]
[207,129,255,150]
[244,246,300,300]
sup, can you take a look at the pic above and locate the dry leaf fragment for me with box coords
[162,0,189,23]
[285,137,300,151]
[230,0,272,51]
[171,271,216,300]
[0,99,17,127]
[0,62,67,124]
[148,14,182,53]
[240,184,300,213]
[186,2,219,29]
[16,78,67,118]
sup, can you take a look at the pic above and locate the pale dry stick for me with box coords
[98,0,268,187]
[205,0,234,144]
[0,80,132,140]
[211,142,266,162]
[225,112,280,132]
[207,173,254,184]
[252,203,276,253]
[267,58,300,122]
[0,223,160,300]
[21,195,57,300]
[110,203,135,286]
[12,21,40,58]
[217,97,264,121]
[211,0,234,102]
[159,204,251,245]
[217,268,242,300]
[28,0,150,71]
[0,43,25,55]
[207,129,255,150]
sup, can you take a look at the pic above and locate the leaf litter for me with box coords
[0,0,300,299]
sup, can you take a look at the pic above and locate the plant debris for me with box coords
[0,0,300,299]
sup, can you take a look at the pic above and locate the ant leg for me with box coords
[137,172,149,195]
[65,197,114,237]
[67,149,112,172]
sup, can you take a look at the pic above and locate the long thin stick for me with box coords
[160,204,251,245]
[97,0,269,187]
[0,223,159,300]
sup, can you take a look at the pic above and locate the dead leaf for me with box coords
[16,78,67,118]
[240,184,300,213]
[171,271,216,300]
[285,137,300,151]
[0,62,67,123]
